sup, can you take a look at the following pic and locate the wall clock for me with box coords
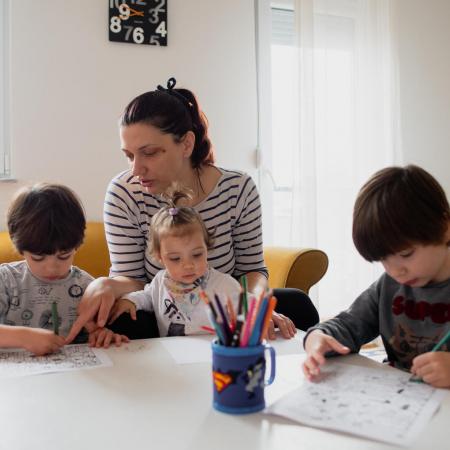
[109,0,167,46]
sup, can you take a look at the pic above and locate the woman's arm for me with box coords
[65,276,145,343]
[245,271,268,297]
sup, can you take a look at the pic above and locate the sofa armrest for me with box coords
[264,247,328,294]
[0,232,21,263]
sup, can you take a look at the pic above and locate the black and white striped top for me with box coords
[103,167,268,282]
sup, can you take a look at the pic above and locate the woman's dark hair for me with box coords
[120,78,214,169]
[353,165,450,262]
[7,183,86,255]
[150,183,214,257]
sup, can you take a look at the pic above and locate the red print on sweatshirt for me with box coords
[392,295,450,324]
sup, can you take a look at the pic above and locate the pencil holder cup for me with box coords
[211,340,276,414]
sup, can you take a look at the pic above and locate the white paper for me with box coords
[160,331,305,365]
[0,344,112,378]
[266,361,447,447]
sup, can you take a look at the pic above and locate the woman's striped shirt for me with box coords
[103,167,268,282]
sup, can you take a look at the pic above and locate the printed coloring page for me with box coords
[0,344,112,378]
[266,361,447,446]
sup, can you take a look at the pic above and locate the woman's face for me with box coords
[120,123,194,194]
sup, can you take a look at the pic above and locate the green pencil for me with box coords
[430,329,450,352]
[241,275,248,316]
[409,329,450,382]
[51,301,59,335]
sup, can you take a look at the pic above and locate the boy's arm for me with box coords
[0,325,65,355]
[0,325,27,348]
[305,279,381,353]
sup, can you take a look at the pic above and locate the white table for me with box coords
[1,336,449,450]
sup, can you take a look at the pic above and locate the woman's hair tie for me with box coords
[157,77,193,109]
[168,207,179,216]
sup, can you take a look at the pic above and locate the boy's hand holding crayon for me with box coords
[411,351,450,388]
[410,330,450,388]
[303,330,350,380]
[20,327,65,356]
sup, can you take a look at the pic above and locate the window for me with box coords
[270,5,296,245]
[0,0,11,179]
[260,0,399,316]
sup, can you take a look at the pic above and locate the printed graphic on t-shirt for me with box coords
[388,323,446,369]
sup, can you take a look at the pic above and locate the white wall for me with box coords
[0,0,258,229]
[394,0,450,193]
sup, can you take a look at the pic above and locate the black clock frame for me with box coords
[109,0,168,46]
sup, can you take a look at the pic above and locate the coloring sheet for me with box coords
[266,361,447,447]
[0,344,112,378]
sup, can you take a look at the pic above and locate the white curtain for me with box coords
[271,0,402,317]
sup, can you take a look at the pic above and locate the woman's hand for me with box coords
[267,311,297,340]
[21,328,65,356]
[302,330,350,381]
[65,277,116,344]
[411,351,450,388]
[108,298,137,324]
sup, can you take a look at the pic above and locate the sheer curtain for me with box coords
[268,0,402,317]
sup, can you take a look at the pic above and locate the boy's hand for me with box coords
[108,298,137,325]
[88,326,129,349]
[302,330,350,381]
[22,328,65,356]
[411,351,450,388]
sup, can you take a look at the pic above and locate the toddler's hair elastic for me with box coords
[168,207,179,216]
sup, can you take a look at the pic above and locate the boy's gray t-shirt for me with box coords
[0,261,93,340]
[308,273,450,370]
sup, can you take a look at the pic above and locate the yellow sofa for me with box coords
[0,222,328,294]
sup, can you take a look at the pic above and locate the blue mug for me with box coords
[211,341,276,414]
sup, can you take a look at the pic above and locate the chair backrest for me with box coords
[264,247,329,294]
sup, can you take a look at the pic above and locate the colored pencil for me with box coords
[259,296,278,343]
[240,275,248,316]
[239,297,257,347]
[248,297,268,346]
[409,329,450,382]
[51,301,59,335]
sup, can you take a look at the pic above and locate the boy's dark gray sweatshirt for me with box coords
[306,273,450,370]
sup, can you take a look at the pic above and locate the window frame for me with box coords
[0,0,11,179]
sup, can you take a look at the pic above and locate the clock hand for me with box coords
[128,6,144,18]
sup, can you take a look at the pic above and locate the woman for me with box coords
[66,78,318,343]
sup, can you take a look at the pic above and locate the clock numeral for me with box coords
[110,16,122,33]
[123,25,145,44]
[109,0,126,8]
[155,21,167,38]
[150,35,160,46]
[133,27,144,44]
[118,4,131,20]
[148,0,166,24]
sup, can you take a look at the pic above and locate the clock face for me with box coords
[109,0,168,46]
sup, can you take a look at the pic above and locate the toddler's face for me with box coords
[158,228,208,284]
[381,242,450,287]
[23,249,76,282]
